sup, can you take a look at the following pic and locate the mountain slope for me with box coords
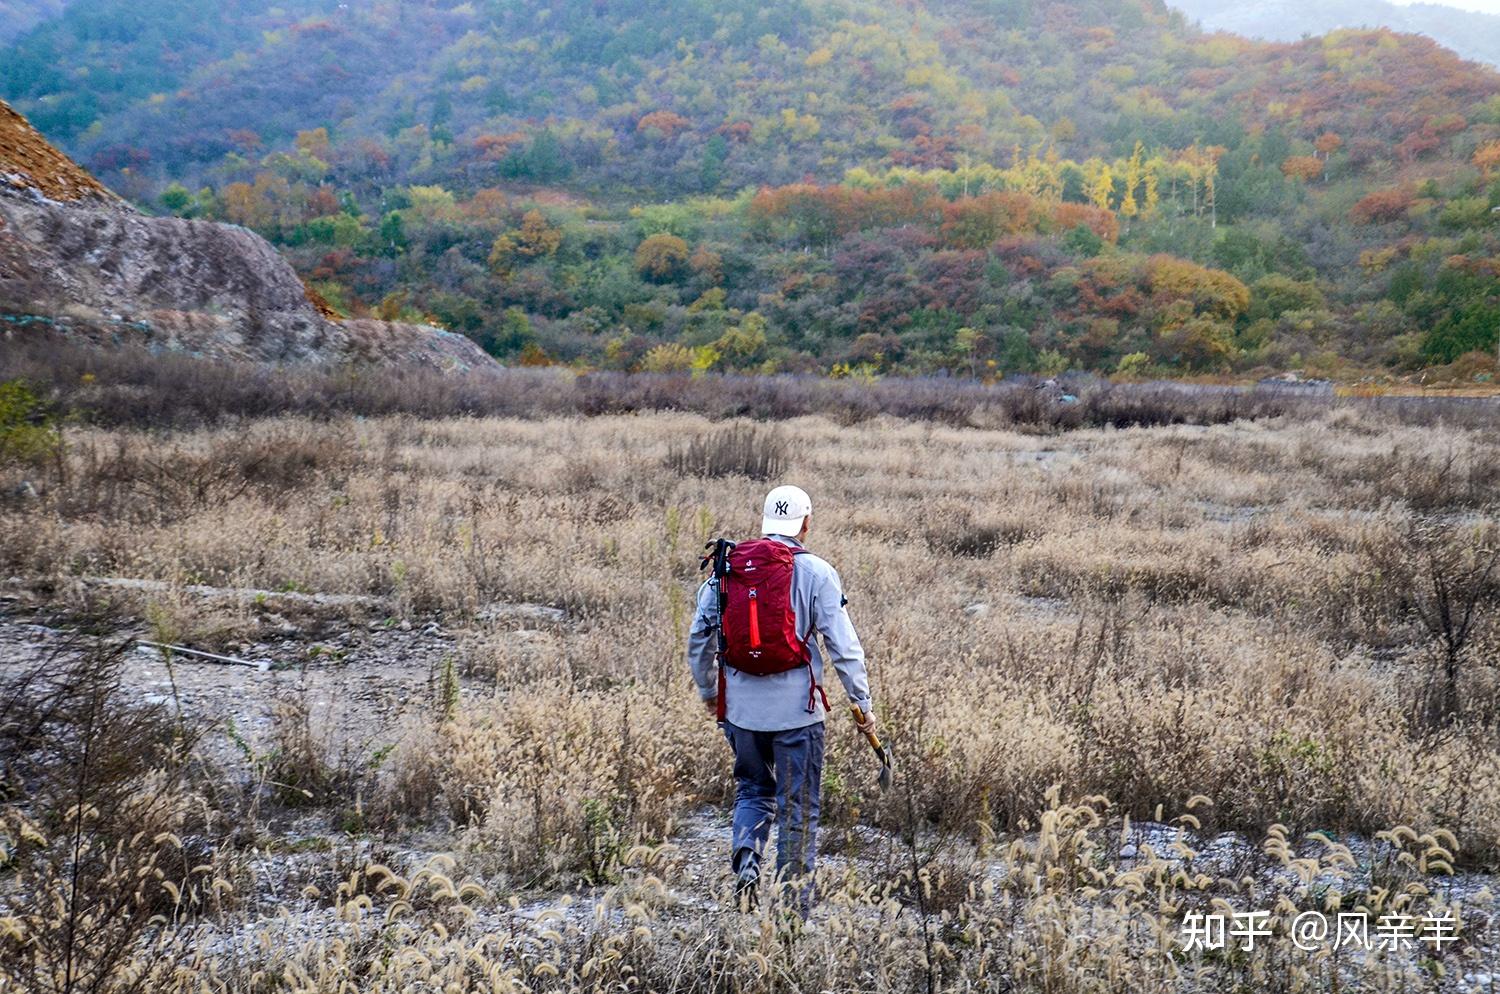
[0,0,70,46]
[0,99,114,201]
[1169,0,1500,68]
[1,0,1497,378]
[3,0,1495,200]
[0,99,496,370]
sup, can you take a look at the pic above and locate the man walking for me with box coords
[688,484,876,918]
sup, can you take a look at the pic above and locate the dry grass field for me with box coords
[1,371,1499,992]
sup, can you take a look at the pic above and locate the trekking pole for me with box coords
[850,704,893,791]
[700,539,735,721]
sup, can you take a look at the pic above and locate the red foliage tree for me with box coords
[1351,187,1415,224]
[636,111,691,140]
[1052,202,1119,242]
[474,132,527,161]
[1281,156,1324,182]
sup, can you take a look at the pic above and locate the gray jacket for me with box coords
[688,533,873,731]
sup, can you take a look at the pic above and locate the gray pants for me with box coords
[722,721,825,915]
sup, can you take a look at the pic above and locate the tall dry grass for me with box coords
[0,387,1497,991]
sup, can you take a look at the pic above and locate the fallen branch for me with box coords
[7,575,568,625]
[135,639,271,671]
[81,576,387,609]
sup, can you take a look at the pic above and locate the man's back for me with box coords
[688,532,871,731]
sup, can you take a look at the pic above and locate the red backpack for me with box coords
[704,538,828,720]
[722,539,808,675]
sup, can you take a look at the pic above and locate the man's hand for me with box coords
[854,707,877,737]
[704,696,718,717]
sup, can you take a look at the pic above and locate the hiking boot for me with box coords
[734,863,759,910]
[730,851,763,912]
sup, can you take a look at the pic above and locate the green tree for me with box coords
[378,212,408,256]
[700,134,728,191]
[715,313,769,366]
[159,183,192,215]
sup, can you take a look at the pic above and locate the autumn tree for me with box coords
[295,126,333,162]
[409,185,461,223]
[939,192,1038,249]
[462,188,509,226]
[637,111,691,140]
[1053,203,1119,243]
[1281,156,1324,183]
[488,209,561,274]
[220,172,292,231]
[1085,161,1114,211]
[1179,143,1223,225]
[474,132,527,162]
[1158,316,1236,371]
[715,312,769,366]
[1140,155,1161,217]
[1351,187,1415,224]
[634,233,691,282]
[689,246,724,285]
[1314,132,1343,179]
[1474,140,1500,180]
[640,342,695,372]
[1119,142,1145,220]
[1147,256,1251,321]
[515,210,562,257]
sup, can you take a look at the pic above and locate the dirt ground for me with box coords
[4,573,1499,991]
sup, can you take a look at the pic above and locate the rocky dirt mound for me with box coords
[0,99,497,372]
[0,99,116,203]
[341,319,496,371]
[0,193,347,363]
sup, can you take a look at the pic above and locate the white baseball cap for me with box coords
[762,485,811,537]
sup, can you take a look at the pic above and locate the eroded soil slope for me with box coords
[0,99,495,371]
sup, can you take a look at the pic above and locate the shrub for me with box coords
[1365,519,1500,729]
[664,424,788,481]
[7,339,1500,434]
[380,682,722,885]
[0,379,61,469]
[0,639,207,994]
[1116,351,1152,377]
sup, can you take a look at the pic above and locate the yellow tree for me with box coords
[515,209,562,257]
[1085,160,1114,211]
[1119,142,1145,220]
[295,127,333,162]
[1204,146,1224,227]
[1180,144,1222,225]
[1142,154,1162,218]
[1017,147,1057,200]
[1036,145,1064,202]
[1475,140,1500,179]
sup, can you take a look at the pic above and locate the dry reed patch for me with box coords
[27,789,1482,994]
[2,408,1499,868]
[378,681,727,886]
[4,403,1500,993]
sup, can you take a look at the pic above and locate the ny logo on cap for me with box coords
[775,501,789,515]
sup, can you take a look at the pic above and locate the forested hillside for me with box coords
[0,0,69,45]
[1170,0,1500,70]
[3,0,1498,378]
